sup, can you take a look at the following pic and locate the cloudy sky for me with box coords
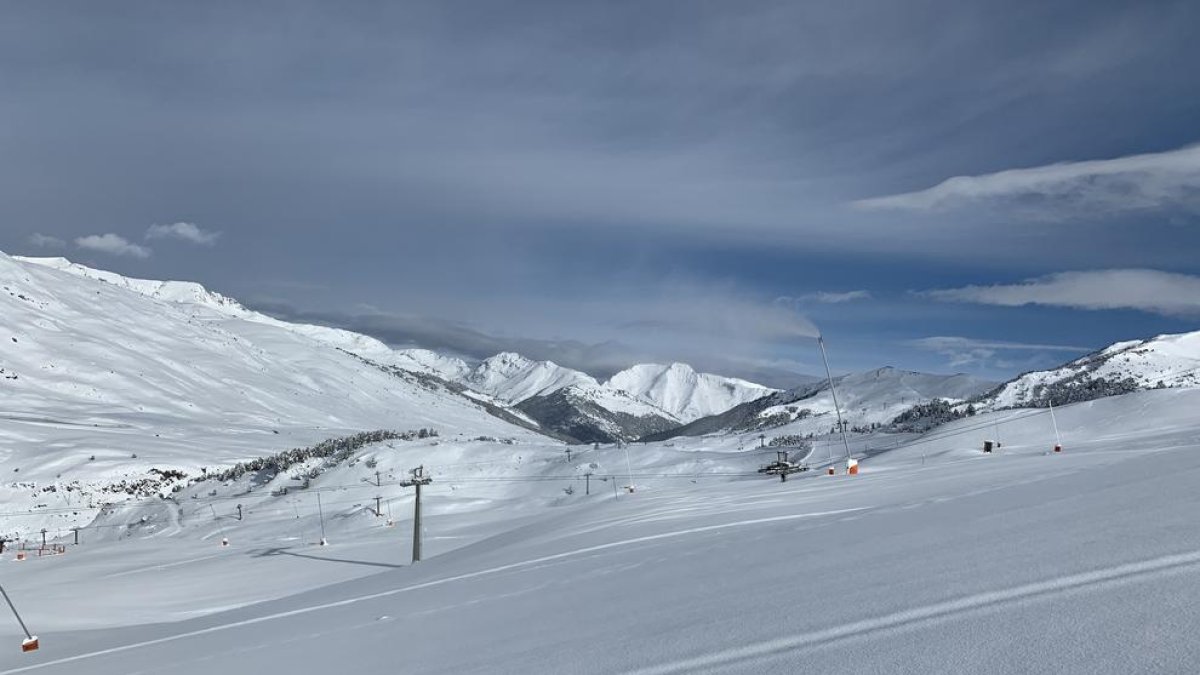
[3,0,1199,387]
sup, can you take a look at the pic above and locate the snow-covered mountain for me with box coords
[450,355,781,442]
[464,352,597,404]
[646,366,995,440]
[16,256,470,376]
[607,362,777,423]
[970,330,1200,411]
[445,355,776,441]
[10,256,795,444]
[12,255,773,445]
[0,250,550,528]
[454,353,680,443]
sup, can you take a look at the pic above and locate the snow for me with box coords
[12,256,777,437]
[0,251,548,536]
[388,349,471,382]
[980,330,1200,409]
[3,388,1200,673]
[459,354,685,431]
[607,362,777,422]
[749,366,993,434]
[464,352,598,404]
[7,251,1200,673]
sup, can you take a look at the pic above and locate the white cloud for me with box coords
[27,233,65,248]
[853,144,1200,217]
[622,285,822,340]
[795,290,872,304]
[145,222,220,245]
[910,336,1091,370]
[923,269,1200,317]
[74,233,152,259]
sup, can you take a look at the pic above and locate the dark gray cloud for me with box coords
[2,0,1198,382]
[248,299,814,388]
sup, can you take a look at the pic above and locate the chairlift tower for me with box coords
[400,465,433,563]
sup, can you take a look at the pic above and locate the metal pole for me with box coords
[317,492,327,545]
[209,503,228,543]
[817,335,853,461]
[0,584,33,641]
[292,500,303,543]
[1049,399,1062,446]
[622,444,634,493]
[412,481,422,562]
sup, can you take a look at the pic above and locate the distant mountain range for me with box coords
[968,332,1200,411]
[10,253,1200,450]
[11,255,777,444]
[644,367,996,441]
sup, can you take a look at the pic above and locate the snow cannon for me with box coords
[21,636,38,653]
[847,458,859,476]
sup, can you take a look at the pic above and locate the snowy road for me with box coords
[4,426,1200,674]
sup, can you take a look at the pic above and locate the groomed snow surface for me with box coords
[4,388,1200,674]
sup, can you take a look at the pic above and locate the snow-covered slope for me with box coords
[973,330,1200,410]
[648,366,995,439]
[14,255,412,366]
[454,353,684,443]
[0,250,548,532]
[606,362,777,423]
[464,352,597,404]
[12,256,783,445]
[6,388,1200,674]
[388,348,472,382]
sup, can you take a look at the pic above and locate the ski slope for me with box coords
[0,251,548,537]
[3,388,1200,674]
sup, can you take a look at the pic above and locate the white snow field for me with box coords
[0,250,548,537]
[3,388,1200,674]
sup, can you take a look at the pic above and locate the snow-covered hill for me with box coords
[0,250,549,534]
[6,387,1200,674]
[15,256,434,370]
[971,330,1200,410]
[461,354,681,443]
[447,353,787,443]
[647,366,995,440]
[13,257,781,444]
[464,352,597,404]
[606,362,777,423]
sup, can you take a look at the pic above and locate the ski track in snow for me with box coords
[0,507,865,674]
[626,549,1200,675]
